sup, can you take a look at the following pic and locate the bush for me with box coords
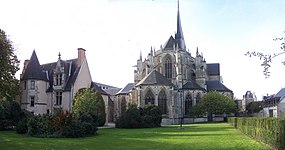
[116,105,162,128]
[27,116,40,136]
[62,119,84,138]
[26,111,98,138]
[228,117,285,150]
[16,119,28,134]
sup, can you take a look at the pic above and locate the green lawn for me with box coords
[0,123,272,150]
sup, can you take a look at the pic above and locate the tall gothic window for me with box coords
[158,90,167,114]
[164,57,172,79]
[55,92,62,105]
[145,90,155,105]
[121,97,127,114]
[185,93,192,114]
[196,93,202,104]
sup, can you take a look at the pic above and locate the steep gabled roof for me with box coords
[206,80,232,92]
[183,80,205,91]
[117,83,134,95]
[22,50,48,81]
[207,63,220,76]
[163,36,175,49]
[136,70,174,86]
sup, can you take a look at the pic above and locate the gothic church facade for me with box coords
[127,4,233,124]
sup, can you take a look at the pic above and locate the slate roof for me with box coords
[182,80,205,91]
[42,59,79,92]
[116,83,134,95]
[22,50,81,92]
[274,88,285,98]
[136,70,174,86]
[22,51,48,81]
[163,36,175,49]
[91,82,109,95]
[104,88,122,96]
[206,80,232,92]
[207,63,220,76]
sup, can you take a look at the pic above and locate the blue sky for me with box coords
[1,0,285,99]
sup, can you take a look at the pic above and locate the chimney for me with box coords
[24,59,30,70]
[77,48,86,67]
[20,59,30,79]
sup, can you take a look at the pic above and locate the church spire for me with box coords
[175,0,186,50]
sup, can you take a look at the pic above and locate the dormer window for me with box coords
[55,74,62,86]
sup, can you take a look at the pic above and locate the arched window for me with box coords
[145,90,155,105]
[158,90,167,114]
[121,97,126,114]
[185,93,192,114]
[196,93,202,104]
[164,57,172,79]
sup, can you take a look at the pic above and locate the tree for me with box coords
[0,99,24,130]
[190,91,237,122]
[245,32,285,78]
[0,29,20,100]
[73,88,106,126]
[246,101,263,116]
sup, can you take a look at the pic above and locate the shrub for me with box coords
[16,119,28,134]
[78,113,98,135]
[62,119,84,138]
[26,111,98,138]
[27,116,40,136]
[116,105,162,128]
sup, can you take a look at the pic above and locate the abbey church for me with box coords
[19,2,233,125]
[115,3,233,124]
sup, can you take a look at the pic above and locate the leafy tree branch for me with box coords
[245,32,285,78]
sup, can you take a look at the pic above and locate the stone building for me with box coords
[119,3,233,124]
[263,88,285,117]
[242,91,257,112]
[19,48,113,124]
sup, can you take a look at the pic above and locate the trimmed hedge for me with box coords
[228,117,285,150]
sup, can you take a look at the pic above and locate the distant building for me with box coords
[242,91,257,112]
[263,88,285,117]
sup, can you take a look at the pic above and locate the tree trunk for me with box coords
[207,112,213,122]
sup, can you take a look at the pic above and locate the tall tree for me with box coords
[190,91,237,121]
[246,101,263,116]
[73,88,106,126]
[0,29,20,100]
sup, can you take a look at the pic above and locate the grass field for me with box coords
[0,123,272,150]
